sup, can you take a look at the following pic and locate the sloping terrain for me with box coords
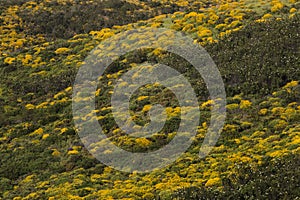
[0,0,299,199]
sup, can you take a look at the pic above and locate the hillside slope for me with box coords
[0,0,299,199]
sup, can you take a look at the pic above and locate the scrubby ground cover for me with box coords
[0,0,299,199]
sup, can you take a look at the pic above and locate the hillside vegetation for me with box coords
[0,0,299,199]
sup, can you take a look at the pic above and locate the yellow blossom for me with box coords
[290,8,297,13]
[274,120,288,130]
[54,91,65,99]
[240,100,252,109]
[271,107,285,115]
[259,108,268,115]
[136,138,151,147]
[205,177,221,187]
[142,105,152,112]
[137,96,149,101]
[198,29,212,38]
[268,150,286,158]
[262,13,273,19]
[22,175,35,183]
[95,89,101,96]
[68,150,79,155]
[201,100,214,109]
[42,134,49,140]
[25,104,35,110]
[283,80,298,88]
[60,128,68,134]
[52,149,61,157]
[55,47,70,54]
[22,54,32,65]
[91,174,102,182]
[4,57,16,65]
[271,2,284,12]
[65,86,72,92]
[30,128,44,136]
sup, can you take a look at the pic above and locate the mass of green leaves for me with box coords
[0,0,299,199]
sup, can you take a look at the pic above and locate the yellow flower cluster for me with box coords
[240,100,252,109]
[55,47,71,54]
[142,105,152,112]
[271,1,284,12]
[4,57,16,65]
[136,138,152,147]
[205,177,221,187]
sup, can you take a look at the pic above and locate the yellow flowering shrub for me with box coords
[14,39,25,48]
[287,102,298,107]
[24,192,39,200]
[240,156,252,163]
[232,94,242,102]
[22,54,33,65]
[271,107,285,115]
[259,108,268,115]
[268,149,287,158]
[42,134,49,140]
[54,91,65,99]
[241,121,253,129]
[137,96,149,101]
[219,30,232,38]
[283,80,298,88]
[229,20,241,28]
[60,127,68,134]
[25,103,35,110]
[251,131,265,138]
[205,177,221,187]
[136,138,152,147]
[289,13,297,19]
[30,128,44,136]
[90,174,102,183]
[209,12,219,22]
[0,0,299,199]
[95,89,101,96]
[274,120,288,130]
[145,52,159,61]
[4,57,16,65]
[68,149,79,155]
[184,11,198,19]
[281,108,297,121]
[52,149,61,157]
[215,23,227,30]
[240,100,252,109]
[142,105,152,112]
[90,29,115,40]
[22,174,35,183]
[55,47,71,54]
[271,1,284,12]
[201,100,214,109]
[223,124,238,134]
[36,102,48,109]
[198,28,213,38]
[290,8,297,13]
[64,86,72,92]
[182,24,194,32]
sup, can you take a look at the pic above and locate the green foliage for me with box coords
[0,0,299,199]
[173,154,300,199]
[17,0,195,39]
[206,15,300,96]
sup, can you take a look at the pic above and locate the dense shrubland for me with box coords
[0,0,299,199]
